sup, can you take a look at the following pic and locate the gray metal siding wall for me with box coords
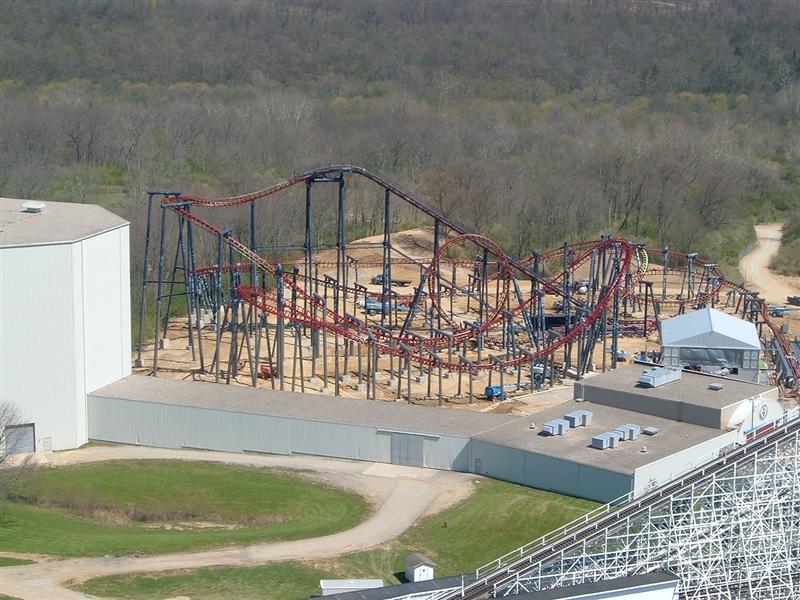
[470,439,633,503]
[87,395,469,470]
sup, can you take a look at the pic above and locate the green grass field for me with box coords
[78,478,600,599]
[0,460,368,557]
[78,562,335,600]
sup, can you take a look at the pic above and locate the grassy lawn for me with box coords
[331,478,600,581]
[0,557,34,567]
[77,562,335,600]
[77,478,599,599]
[0,460,368,557]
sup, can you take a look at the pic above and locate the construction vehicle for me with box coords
[769,306,800,317]
[363,298,410,316]
[484,365,545,400]
[370,273,412,287]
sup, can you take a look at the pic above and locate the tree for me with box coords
[0,403,35,498]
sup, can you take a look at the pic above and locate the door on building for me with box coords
[4,424,35,454]
[390,433,424,467]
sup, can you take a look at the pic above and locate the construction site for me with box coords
[134,165,800,409]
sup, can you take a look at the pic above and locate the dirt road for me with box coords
[739,223,800,304]
[0,446,476,600]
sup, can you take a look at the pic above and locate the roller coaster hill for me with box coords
[135,164,800,405]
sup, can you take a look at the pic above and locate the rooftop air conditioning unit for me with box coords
[637,366,682,388]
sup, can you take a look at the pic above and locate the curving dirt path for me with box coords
[739,223,800,305]
[0,446,476,600]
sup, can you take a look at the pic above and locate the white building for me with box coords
[0,198,131,452]
[660,307,761,382]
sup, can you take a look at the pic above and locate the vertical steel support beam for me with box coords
[136,192,156,368]
[151,205,168,376]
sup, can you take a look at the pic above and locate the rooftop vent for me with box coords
[564,410,593,428]
[708,383,725,391]
[22,201,45,213]
[542,419,570,436]
[637,366,681,388]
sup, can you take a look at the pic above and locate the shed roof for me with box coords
[406,553,435,568]
[661,308,760,349]
[0,197,128,248]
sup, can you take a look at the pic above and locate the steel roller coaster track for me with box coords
[137,165,799,397]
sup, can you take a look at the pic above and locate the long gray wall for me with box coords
[88,395,472,471]
[470,439,634,502]
[88,394,635,503]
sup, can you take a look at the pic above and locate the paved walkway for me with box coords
[0,445,476,600]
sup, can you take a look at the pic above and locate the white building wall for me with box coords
[632,429,739,496]
[0,225,130,451]
[0,243,82,451]
[81,227,131,392]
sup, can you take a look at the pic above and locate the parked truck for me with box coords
[370,273,412,287]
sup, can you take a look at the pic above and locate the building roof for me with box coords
[576,364,775,411]
[91,375,521,439]
[473,398,731,475]
[314,574,473,599]
[661,308,760,349]
[320,580,384,590]
[505,571,680,599]
[0,197,128,248]
[93,375,735,476]
[405,553,435,568]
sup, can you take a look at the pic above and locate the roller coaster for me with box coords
[135,165,799,400]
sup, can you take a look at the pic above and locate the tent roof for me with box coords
[661,308,760,349]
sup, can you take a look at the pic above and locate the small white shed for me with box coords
[405,552,435,583]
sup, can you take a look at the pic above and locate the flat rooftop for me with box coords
[92,376,520,439]
[93,375,732,476]
[474,398,728,475]
[0,197,128,247]
[577,363,775,410]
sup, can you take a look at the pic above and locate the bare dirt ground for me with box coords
[740,223,800,305]
[0,446,477,600]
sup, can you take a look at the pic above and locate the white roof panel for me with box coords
[0,197,128,247]
[661,308,760,349]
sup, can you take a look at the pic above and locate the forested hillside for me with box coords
[1,0,799,276]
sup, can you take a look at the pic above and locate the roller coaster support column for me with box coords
[479,249,488,352]
[686,252,697,300]
[314,292,330,394]
[276,264,286,391]
[562,241,573,373]
[137,190,179,368]
[185,204,205,372]
[460,356,475,403]
[611,246,621,370]
[151,203,168,376]
[520,349,537,391]
[382,189,392,329]
[662,246,669,300]
[338,174,348,317]
[211,229,227,382]
[304,181,313,318]
[398,342,412,402]
[641,280,654,337]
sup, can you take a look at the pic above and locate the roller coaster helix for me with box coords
[135,165,799,401]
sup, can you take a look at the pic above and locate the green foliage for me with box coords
[0,460,369,557]
[770,216,800,276]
